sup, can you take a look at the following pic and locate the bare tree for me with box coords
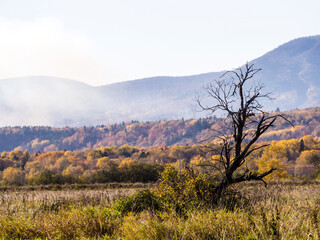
[196,63,291,197]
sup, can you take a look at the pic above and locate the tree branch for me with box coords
[232,168,276,187]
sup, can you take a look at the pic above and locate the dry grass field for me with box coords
[0,182,319,239]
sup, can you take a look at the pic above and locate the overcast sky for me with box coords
[0,0,319,86]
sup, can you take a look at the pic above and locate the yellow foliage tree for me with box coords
[1,151,8,158]
[258,143,290,180]
[190,155,219,174]
[2,167,25,185]
[63,165,84,178]
[96,157,111,169]
[119,158,134,169]
[301,135,318,150]
[297,150,320,167]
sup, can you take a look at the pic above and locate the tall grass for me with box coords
[0,183,319,239]
[120,184,320,239]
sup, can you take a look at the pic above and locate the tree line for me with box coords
[0,135,319,186]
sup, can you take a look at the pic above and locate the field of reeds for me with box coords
[0,182,320,239]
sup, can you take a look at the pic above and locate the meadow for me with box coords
[0,181,320,240]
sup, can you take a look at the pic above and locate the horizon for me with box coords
[0,1,319,86]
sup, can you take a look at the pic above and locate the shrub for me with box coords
[153,165,218,213]
[114,189,163,214]
[28,169,74,185]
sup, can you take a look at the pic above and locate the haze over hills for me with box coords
[0,35,319,127]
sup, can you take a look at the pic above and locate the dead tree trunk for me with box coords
[196,63,292,197]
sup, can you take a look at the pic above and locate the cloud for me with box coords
[0,17,110,86]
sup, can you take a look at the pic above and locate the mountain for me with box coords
[252,35,320,110]
[0,35,319,126]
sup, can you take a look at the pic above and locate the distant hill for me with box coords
[0,106,320,153]
[0,35,319,126]
[252,35,320,110]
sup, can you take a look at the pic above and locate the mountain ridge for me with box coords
[0,34,319,126]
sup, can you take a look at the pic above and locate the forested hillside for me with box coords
[0,106,319,153]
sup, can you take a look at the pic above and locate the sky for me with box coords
[0,0,319,86]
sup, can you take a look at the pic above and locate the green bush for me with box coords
[153,165,218,213]
[114,189,163,214]
[28,169,74,185]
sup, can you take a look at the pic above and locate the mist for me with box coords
[0,75,204,127]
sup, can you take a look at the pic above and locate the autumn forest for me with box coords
[1,105,320,186]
